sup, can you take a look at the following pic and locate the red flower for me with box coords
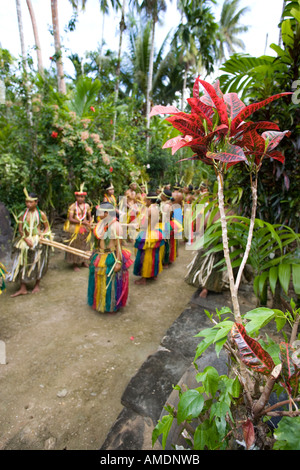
[109,167,113,173]
[90,106,95,112]
[49,56,53,60]
[51,131,58,138]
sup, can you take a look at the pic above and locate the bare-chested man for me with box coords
[9,190,51,296]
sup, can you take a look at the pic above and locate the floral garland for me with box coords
[21,208,41,237]
[75,202,87,222]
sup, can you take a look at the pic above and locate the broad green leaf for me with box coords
[194,420,220,450]
[152,414,174,449]
[177,389,205,424]
[274,417,300,450]
[292,264,300,295]
[244,307,275,335]
[210,400,231,422]
[278,263,291,294]
[213,321,234,343]
[291,7,300,24]
[281,19,294,48]
[196,366,220,397]
[269,266,278,294]
[258,271,269,296]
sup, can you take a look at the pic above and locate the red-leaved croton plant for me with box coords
[150,78,299,447]
[150,77,292,320]
[150,77,291,169]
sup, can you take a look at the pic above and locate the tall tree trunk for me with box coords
[278,0,286,46]
[51,0,66,94]
[146,18,155,153]
[98,7,106,74]
[15,0,33,126]
[112,0,126,142]
[26,0,44,77]
[181,64,188,111]
[15,0,27,71]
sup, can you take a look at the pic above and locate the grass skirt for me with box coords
[185,248,229,292]
[133,229,165,278]
[8,239,49,284]
[87,248,133,313]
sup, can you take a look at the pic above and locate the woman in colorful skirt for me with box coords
[133,192,165,285]
[87,202,133,313]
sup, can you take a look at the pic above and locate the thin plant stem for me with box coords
[234,173,258,292]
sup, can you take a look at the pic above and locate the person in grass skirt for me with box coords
[64,183,92,271]
[8,189,52,296]
[87,202,133,313]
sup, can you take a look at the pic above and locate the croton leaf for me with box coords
[149,105,180,118]
[199,78,224,106]
[166,113,205,138]
[187,97,214,127]
[261,130,291,151]
[198,79,229,126]
[223,93,246,120]
[163,135,194,155]
[193,76,201,100]
[231,323,276,374]
[267,150,285,163]
[232,120,281,137]
[279,342,300,397]
[231,92,292,133]
[236,128,266,154]
[207,143,247,164]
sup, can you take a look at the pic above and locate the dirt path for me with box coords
[0,239,195,450]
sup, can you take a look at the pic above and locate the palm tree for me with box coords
[51,0,66,94]
[139,0,167,151]
[217,0,249,64]
[112,0,127,141]
[124,16,174,103]
[172,1,219,109]
[26,0,44,77]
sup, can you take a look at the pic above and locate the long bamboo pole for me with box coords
[40,238,91,260]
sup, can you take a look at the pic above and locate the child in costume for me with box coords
[8,189,52,296]
[158,189,182,268]
[87,202,133,313]
[133,192,165,285]
[103,182,119,218]
[64,184,92,271]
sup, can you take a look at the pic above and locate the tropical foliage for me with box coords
[151,75,299,450]
[218,0,300,228]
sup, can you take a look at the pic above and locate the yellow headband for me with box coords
[24,188,38,201]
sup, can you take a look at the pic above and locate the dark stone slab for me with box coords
[0,202,13,267]
[100,407,161,450]
[160,304,212,360]
[190,288,232,311]
[100,288,251,451]
[121,348,190,423]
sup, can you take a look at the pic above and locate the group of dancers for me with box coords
[2,181,209,313]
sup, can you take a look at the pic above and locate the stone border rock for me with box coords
[100,291,232,450]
